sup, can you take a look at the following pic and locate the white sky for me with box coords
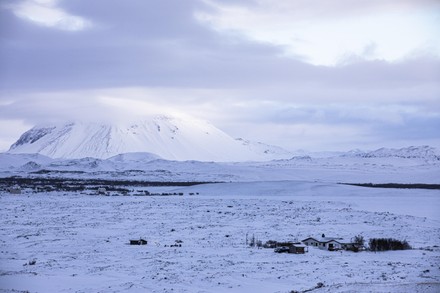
[197,0,440,65]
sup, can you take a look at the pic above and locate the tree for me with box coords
[353,235,365,248]
[249,234,256,247]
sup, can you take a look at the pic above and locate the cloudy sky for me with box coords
[0,0,439,152]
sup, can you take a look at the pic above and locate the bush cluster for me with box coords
[369,238,411,251]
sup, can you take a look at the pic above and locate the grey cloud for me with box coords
[1,0,292,90]
[2,0,438,93]
[0,95,117,124]
[371,113,440,141]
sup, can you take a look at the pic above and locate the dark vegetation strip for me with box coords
[0,176,220,193]
[0,176,218,186]
[340,183,440,190]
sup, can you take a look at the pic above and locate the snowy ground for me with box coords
[1,181,439,293]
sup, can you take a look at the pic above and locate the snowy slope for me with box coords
[235,138,293,157]
[7,116,290,162]
[0,153,53,171]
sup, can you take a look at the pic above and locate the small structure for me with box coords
[272,241,308,254]
[9,185,22,194]
[289,243,308,254]
[97,187,107,195]
[129,239,148,245]
[302,234,355,251]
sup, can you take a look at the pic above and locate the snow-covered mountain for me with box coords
[0,153,53,171]
[343,146,440,161]
[7,116,291,162]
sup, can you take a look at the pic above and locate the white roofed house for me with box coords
[302,234,355,251]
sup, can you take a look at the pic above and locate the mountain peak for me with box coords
[8,116,291,162]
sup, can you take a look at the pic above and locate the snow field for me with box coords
[1,182,439,293]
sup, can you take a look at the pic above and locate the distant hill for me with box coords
[342,146,440,161]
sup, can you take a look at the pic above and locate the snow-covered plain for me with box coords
[1,147,439,292]
[1,180,439,293]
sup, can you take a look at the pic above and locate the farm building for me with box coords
[289,243,308,254]
[8,186,22,194]
[272,241,308,254]
[302,234,355,251]
[97,187,107,195]
[129,239,148,245]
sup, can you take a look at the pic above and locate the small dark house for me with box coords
[130,239,148,245]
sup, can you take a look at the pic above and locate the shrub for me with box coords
[369,238,411,251]
[263,240,278,248]
[353,235,365,247]
[346,234,365,252]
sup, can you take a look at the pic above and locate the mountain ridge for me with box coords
[342,145,440,161]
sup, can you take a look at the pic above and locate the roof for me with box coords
[302,236,353,245]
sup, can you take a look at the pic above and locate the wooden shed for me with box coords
[289,243,308,254]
